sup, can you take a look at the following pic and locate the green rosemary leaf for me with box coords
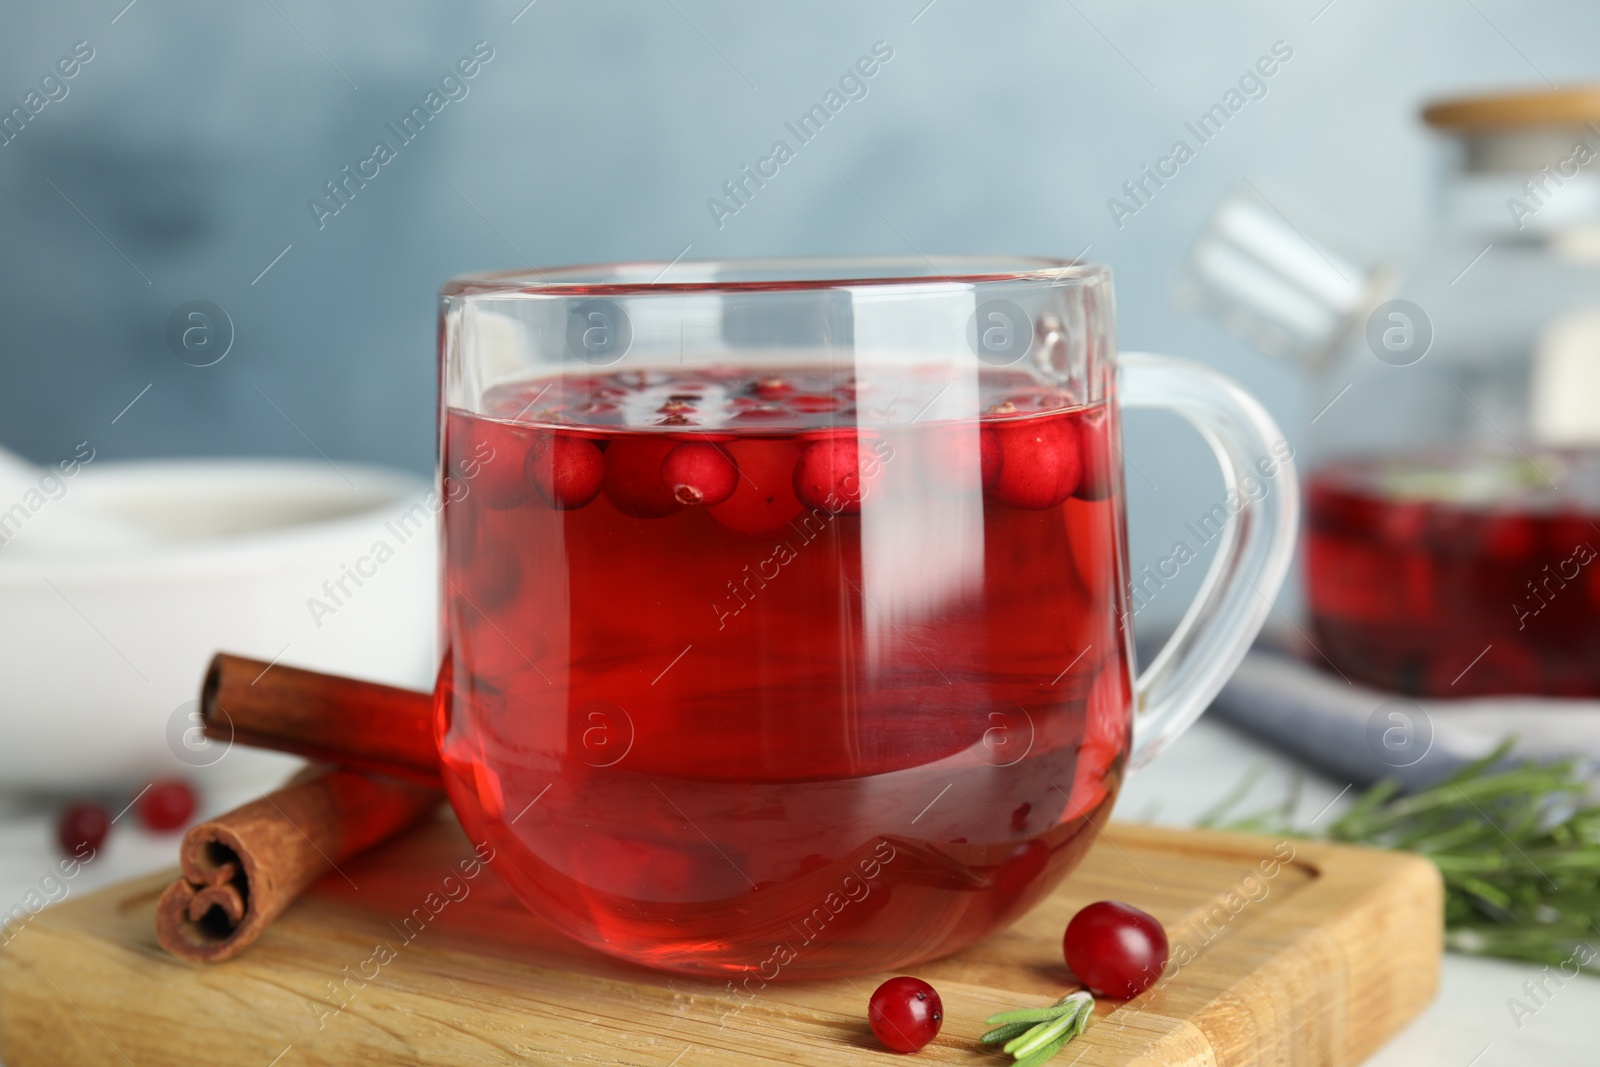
[1001,1019,1052,1056]
[1011,1000,1092,1066]
[1007,1007,1080,1059]
[980,1020,1037,1045]
[983,1005,1070,1027]
[1011,1034,1070,1067]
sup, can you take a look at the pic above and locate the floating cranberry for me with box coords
[868,976,943,1053]
[139,779,197,833]
[707,440,805,535]
[57,801,110,858]
[794,437,882,514]
[525,433,605,509]
[661,442,738,506]
[752,377,794,400]
[602,438,682,518]
[1063,900,1168,998]
[1073,413,1117,501]
[990,419,1081,510]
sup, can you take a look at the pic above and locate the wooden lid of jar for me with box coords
[1423,86,1600,131]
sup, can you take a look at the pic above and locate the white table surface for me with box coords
[1,716,1594,1065]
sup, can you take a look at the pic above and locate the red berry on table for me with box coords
[1063,900,1168,998]
[56,801,110,858]
[525,433,605,510]
[793,437,881,514]
[661,442,738,506]
[868,976,943,1053]
[990,419,1082,510]
[139,779,198,833]
[602,438,683,518]
[707,440,805,535]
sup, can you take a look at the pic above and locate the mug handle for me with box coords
[1117,353,1299,770]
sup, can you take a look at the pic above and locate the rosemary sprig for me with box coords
[981,991,1093,1065]
[1215,740,1600,972]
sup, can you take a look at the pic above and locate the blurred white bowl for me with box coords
[0,459,437,792]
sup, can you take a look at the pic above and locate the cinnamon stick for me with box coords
[155,766,441,963]
[203,653,439,786]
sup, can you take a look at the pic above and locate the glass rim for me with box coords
[441,255,1110,298]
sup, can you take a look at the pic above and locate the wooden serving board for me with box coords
[0,816,1440,1066]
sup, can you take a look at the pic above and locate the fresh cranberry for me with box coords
[57,801,110,858]
[1072,413,1117,501]
[525,433,605,509]
[793,437,882,514]
[1063,900,1168,998]
[454,419,533,510]
[707,440,805,535]
[752,377,794,400]
[661,442,738,506]
[868,976,943,1053]
[139,779,198,833]
[602,438,682,518]
[990,419,1081,510]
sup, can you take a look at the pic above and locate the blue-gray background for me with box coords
[4,0,1598,628]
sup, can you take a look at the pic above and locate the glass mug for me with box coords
[435,257,1296,979]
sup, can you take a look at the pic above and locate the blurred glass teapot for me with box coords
[1180,86,1600,698]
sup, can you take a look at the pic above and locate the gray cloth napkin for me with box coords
[1209,646,1600,791]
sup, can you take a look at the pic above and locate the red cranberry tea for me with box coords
[1307,450,1600,697]
[436,366,1133,977]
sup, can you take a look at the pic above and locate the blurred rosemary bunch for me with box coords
[1206,741,1600,972]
